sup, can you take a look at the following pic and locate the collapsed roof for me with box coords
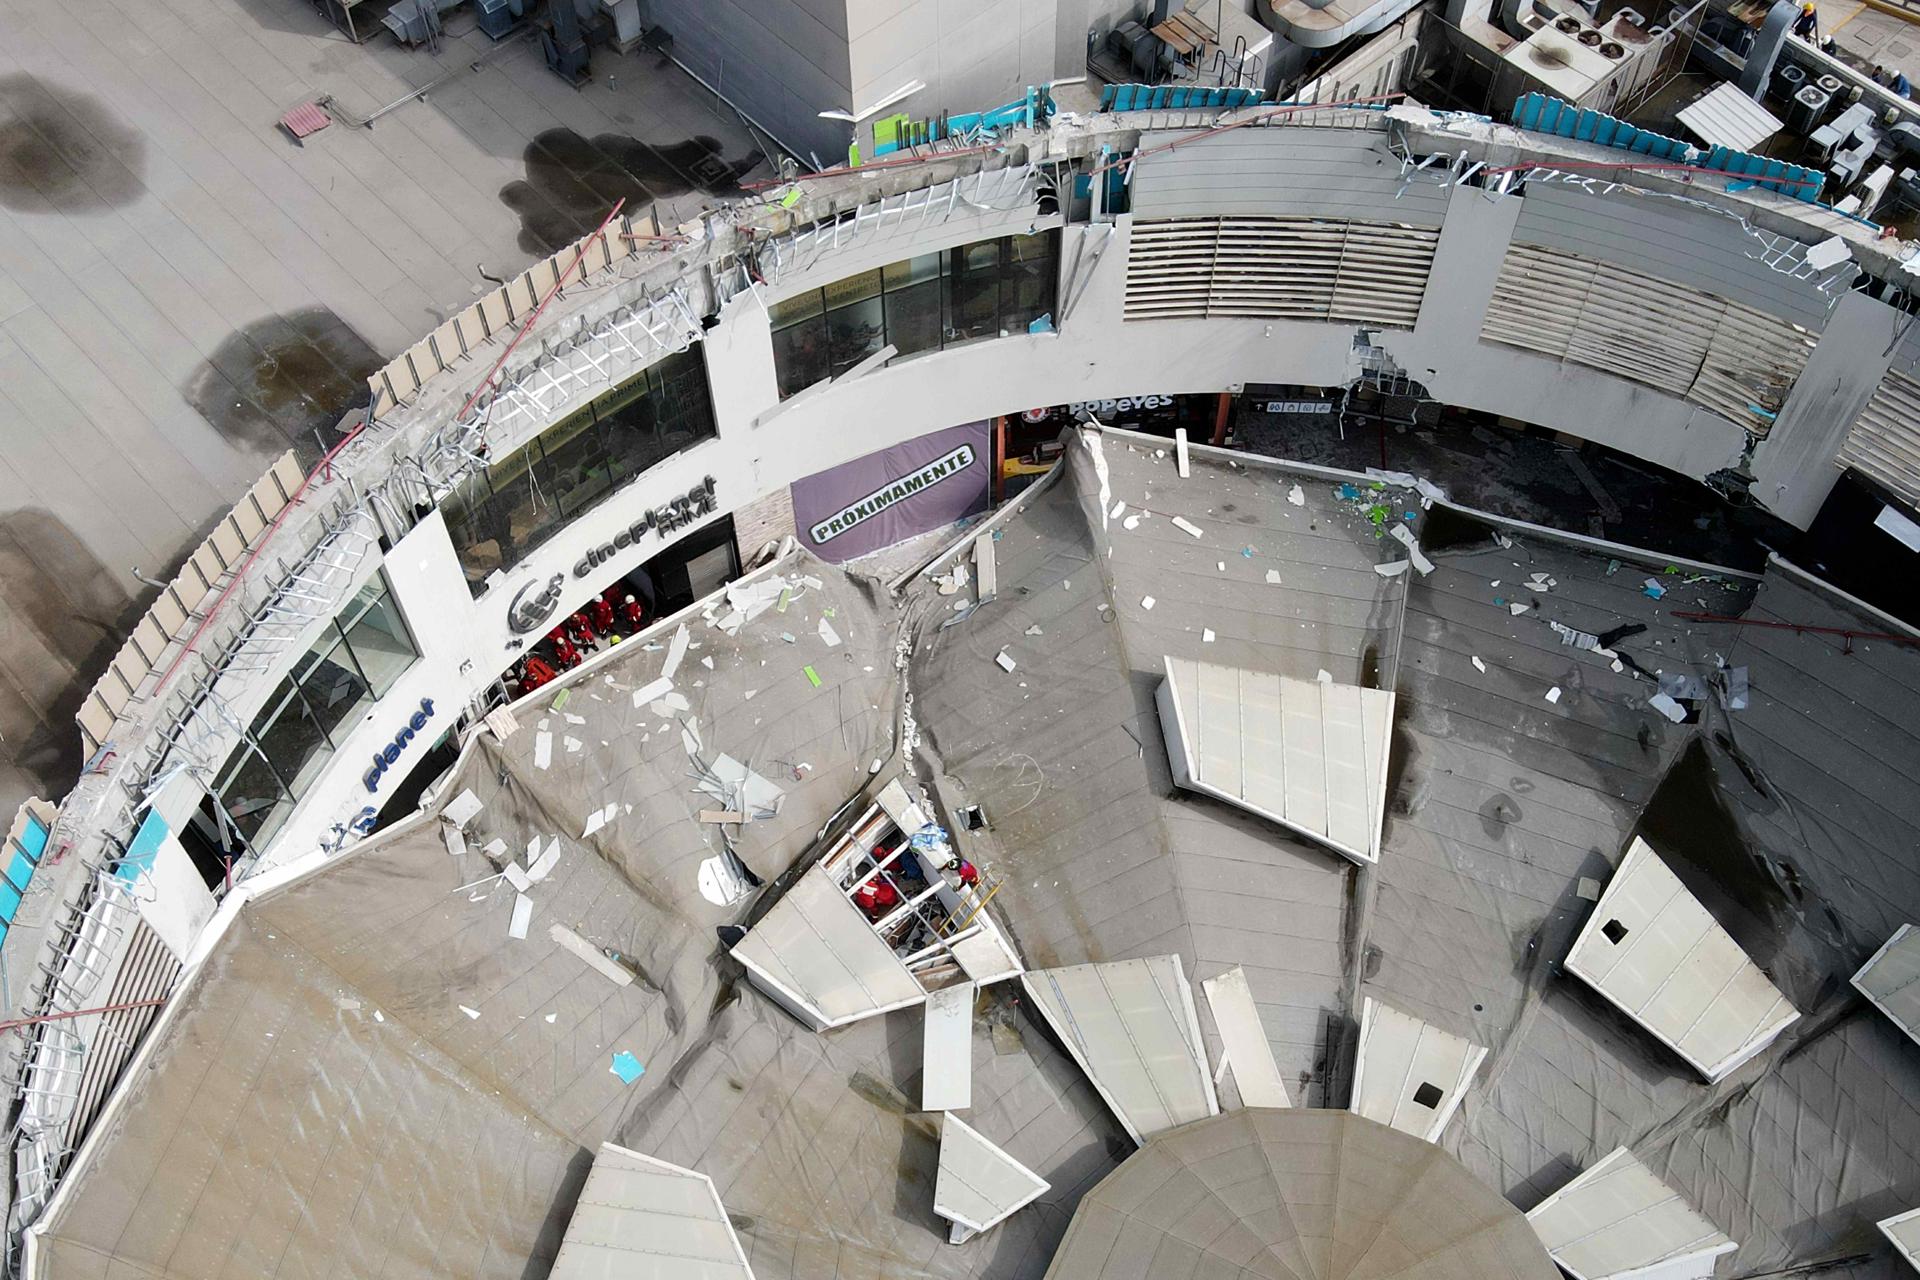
[29,429,1920,1280]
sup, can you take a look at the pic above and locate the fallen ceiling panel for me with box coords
[730,864,926,1030]
[1526,1147,1736,1280]
[1157,655,1394,864]
[932,1114,1051,1245]
[1350,996,1485,1143]
[1021,956,1218,1143]
[1853,923,1920,1048]
[1564,837,1797,1082]
[550,1143,755,1280]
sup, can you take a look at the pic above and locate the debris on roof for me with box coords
[1350,997,1486,1143]
[932,1114,1050,1246]
[1526,1147,1736,1280]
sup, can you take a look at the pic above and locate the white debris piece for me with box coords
[508,894,533,940]
[563,712,585,725]
[1123,514,1141,530]
[527,837,562,883]
[1316,669,1333,684]
[1472,656,1487,674]
[549,924,633,986]
[700,656,714,669]
[564,736,583,754]
[1510,602,1530,616]
[1545,686,1562,704]
[1375,560,1411,578]
[503,862,532,893]
[459,1005,482,1020]
[1202,629,1215,643]
[1288,484,1305,507]
[1175,427,1190,477]
[1388,524,1434,575]
[534,732,552,770]
[995,650,1017,673]
[1648,693,1689,723]
[818,616,842,647]
[631,676,673,708]
[1172,516,1203,539]
[1024,625,1043,636]
[442,789,484,828]
[1141,595,1156,610]
[1265,570,1283,585]
[662,623,690,679]
[1551,621,1602,651]
[443,825,467,859]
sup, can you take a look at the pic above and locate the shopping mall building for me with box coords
[9,95,1920,1272]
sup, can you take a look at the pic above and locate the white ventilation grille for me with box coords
[1126,216,1439,327]
[1482,244,1816,435]
[1839,369,1920,504]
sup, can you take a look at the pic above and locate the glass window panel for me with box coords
[821,268,882,310]
[646,348,718,452]
[883,279,943,358]
[826,294,885,375]
[217,742,286,840]
[444,471,508,591]
[773,315,830,397]
[768,289,823,328]
[299,635,376,741]
[1001,232,1057,331]
[248,679,330,801]
[537,405,617,519]
[340,594,416,698]
[883,254,942,289]
[945,245,1002,343]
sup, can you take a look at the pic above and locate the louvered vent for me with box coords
[1839,369,1920,504]
[1126,217,1439,327]
[61,919,180,1153]
[1482,245,1817,436]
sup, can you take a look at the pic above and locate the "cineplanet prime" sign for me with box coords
[809,444,976,544]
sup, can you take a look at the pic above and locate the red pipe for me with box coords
[0,997,169,1034]
[1671,610,1920,648]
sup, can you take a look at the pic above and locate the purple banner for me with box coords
[790,422,992,563]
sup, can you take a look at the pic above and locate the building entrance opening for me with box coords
[505,514,741,699]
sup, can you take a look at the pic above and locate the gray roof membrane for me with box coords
[909,433,1410,1105]
[33,435,1920,1280]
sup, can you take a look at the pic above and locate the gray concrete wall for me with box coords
[646,0,855,166]
[846,0,1064,137]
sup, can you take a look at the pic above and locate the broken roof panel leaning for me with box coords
[1565,836,1798,1082]
[1854,925,1920,1048]
[1526,1147,1736,1280]
[933,1114,1052,1245]
[550,1143,755,1280]
[1350,996,1486,1143]
[1021,956,1218,1143]
[730,862,927,1028]
[1158,654,1394,863]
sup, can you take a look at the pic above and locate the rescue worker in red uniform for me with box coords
[564,610,598,652]
[619,593,645,631]
[588,593,616,636]
[545,627,582,671]
[852,876,900,921]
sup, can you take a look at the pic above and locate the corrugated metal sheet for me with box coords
[1159,656,1394,863]
[1350,997,1486,1143]
[1852,924,1920,1047]
[1838,369,1920,504]
[730,864,925,1028]
[1674,83,1784,154]
[1527,1147,1737,1280]
[932,1115,1050,1241]
[1129,127,1452,226]
[1565,838,1798,1081]
[1021,956,1218,1143]
[550,1144,754,1280]
[1126,216,1439,328]
[61,919,179,1154]
[1513,182,1831,330]
[1483,243,1816,434]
